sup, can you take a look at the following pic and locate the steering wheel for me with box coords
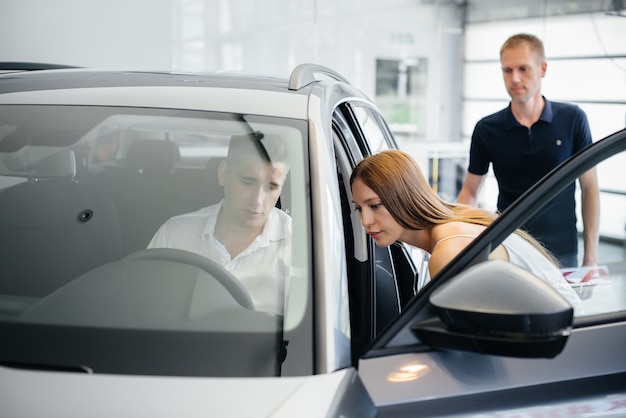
[124,248,255,310]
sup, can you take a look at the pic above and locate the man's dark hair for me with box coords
[228,132,289,166]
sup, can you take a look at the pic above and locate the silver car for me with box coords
[0,63,624,417]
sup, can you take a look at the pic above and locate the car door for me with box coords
[332,101,428,365]
[358,128,626,417]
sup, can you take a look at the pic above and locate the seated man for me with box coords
[148,133,291,315]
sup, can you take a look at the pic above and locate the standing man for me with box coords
[457,33,599,268]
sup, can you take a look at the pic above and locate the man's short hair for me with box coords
[501,33,545,61]
[228,132,289,166]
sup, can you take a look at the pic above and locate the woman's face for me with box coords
[351,178,404,247]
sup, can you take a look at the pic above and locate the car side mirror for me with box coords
[411,260,573,358]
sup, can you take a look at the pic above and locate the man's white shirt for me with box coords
[148,200,292,315]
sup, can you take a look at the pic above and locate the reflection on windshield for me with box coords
[0,105,307,377]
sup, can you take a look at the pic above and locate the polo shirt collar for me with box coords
[539,96,553,123]
[505,96,553,130]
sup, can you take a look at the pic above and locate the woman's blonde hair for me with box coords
[350,149,557,265]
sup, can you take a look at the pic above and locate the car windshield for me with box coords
[0,104,309,377]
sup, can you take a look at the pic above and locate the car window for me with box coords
[439,141,626,321]
[476,152,626,320]
[0,104,310,377]
[351,104,395,155]
[347,103,432,294]
[486,147,626,320]
[332,103,428,362]
[569,151,626,318]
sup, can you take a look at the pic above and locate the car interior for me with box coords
[0,109,299,376]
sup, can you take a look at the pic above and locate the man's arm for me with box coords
[456,172,486,207]
[578,167,600,266]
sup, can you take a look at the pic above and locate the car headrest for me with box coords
[125,139,180,173]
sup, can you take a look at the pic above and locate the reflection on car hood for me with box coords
[0,366,354,417]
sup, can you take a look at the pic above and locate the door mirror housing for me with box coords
[412,260,573,358]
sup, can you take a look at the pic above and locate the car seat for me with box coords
[98,139,181,255]
[0,149,122,298]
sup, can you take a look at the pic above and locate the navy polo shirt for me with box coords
[467,97,592,256]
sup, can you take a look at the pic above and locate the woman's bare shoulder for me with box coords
[429,223,484,276]
[432,221,484,243]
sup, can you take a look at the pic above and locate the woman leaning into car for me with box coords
[350,149,582,310]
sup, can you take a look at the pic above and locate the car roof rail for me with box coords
[0,62,80,72]
[288,63,350,91]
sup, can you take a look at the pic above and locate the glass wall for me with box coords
[171,0,465,157]
[171,1,626,226]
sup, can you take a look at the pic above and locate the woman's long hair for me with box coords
[350,149,557,265]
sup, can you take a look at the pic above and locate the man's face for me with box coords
[219,155,288,233]
[501,45,547,103]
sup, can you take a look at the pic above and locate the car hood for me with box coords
[0,366,368,417]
